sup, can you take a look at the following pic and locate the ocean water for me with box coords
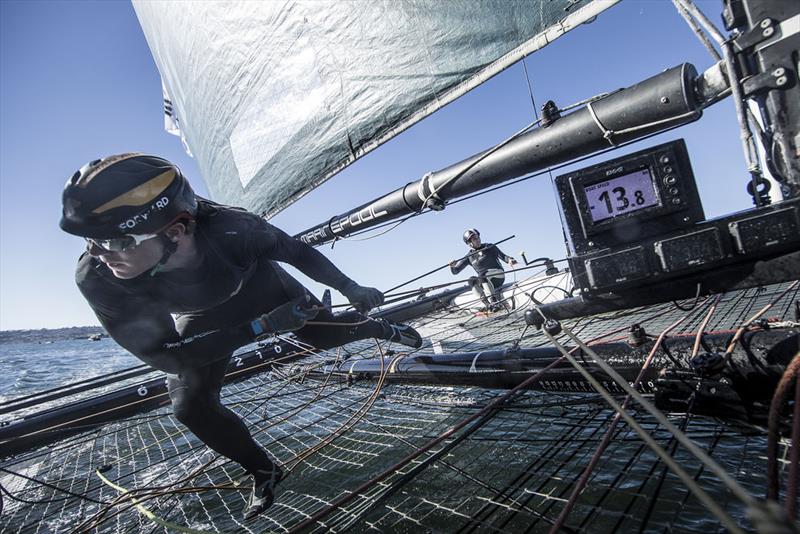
[0,327,142,420]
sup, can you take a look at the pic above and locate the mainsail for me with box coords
[132,0,620,218]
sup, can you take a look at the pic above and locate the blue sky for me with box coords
[0,0,752,330]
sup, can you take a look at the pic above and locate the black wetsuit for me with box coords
[450,243,514,306]
[76,200,385,474]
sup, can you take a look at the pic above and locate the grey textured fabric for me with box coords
[133,0,619,217]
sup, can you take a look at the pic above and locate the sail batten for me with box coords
[132,0,621,217]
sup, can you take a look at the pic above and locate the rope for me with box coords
[539,324,747,534]
[93,469,217,534]
[549,298,711,533]
[723,281,799,362]
[692,295,721,357]
[766,352,800,501]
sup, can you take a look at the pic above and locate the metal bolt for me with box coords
[683,216,690,222]
[588,241,594,246]
[660,96,670,104]
[776,76,787,86]
[773,67,786,77]
[762,27,774,38]
[759,19,772,28]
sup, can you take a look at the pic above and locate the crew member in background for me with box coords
[60,154,423,520]
[449,228,517,312]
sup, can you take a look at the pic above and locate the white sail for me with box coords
[132,0,620,217]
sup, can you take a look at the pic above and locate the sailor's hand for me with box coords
[342,282,384,312]
[509,258,518,267]
[251,295,318,337]
[448,261,457,268]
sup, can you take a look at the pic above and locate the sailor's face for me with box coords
[468,235,481,248]
[87,237,164,279]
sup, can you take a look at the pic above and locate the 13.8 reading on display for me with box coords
[584,168,660,222]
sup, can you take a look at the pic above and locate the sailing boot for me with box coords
[243,464,284,520]
[378,319,423,349]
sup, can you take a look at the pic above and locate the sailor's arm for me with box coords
[251,220,384,311]
[450,257,469,274]
[495,246,517,266]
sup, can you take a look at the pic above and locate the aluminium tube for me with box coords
[296,63,703,246]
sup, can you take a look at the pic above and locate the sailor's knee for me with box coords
[468,277,481,288]
[171,396,207,425]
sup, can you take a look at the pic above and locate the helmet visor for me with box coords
[85,233,159,253]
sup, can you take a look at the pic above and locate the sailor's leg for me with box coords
[296,308,423,349]
[487,272,507,309]
[166,358,277,474]
[469,276,493,309]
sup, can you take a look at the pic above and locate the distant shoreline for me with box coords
[0,326,108,343]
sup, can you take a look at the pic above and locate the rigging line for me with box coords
[483,408,614,534]
[542,324,758,528]
[671,0,725,45]
[675,0,763,194]
[691,294,722,358]
[417,118,543,211]
[328,398,513,532]
[670,0,721,61]
[522,52,564,237]
[502,412,636,532]
[766,352,800,502]
[578,430,655,531]
[289,324,638,533]
[285,342,395,471]
[331,104,691,248]
[673,282,702,311]
[356,398,591,529]
[0,412,170,470]
[723,281,799,360]
[131,378,336,531]
[78,481,245,534]
[383,235,516,295]
[379,266,556,309]
[92,347,318,469]
[90,379,323,509]
[286,354,570,534]
[89,381,358,532]
[548,300,709,533]
[636,401,716,534]
[4,344,317,449]
[92,470,216,534]
[0,467,107,505]
[787,368,800,519]
[381,259,557,302]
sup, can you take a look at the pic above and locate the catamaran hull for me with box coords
[311,328,799,423]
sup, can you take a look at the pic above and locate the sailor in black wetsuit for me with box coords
[59,154,423,519]
[449,228,517,311]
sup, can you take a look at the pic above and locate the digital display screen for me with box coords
[584,168,660,223]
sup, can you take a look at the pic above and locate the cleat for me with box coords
[243,465,284,520]
[379,319,423,349]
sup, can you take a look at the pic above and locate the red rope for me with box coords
[766,352,800,501]
[786,366,800,519]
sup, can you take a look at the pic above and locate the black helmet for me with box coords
[463,228,480,244]
[60,153,198,240]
